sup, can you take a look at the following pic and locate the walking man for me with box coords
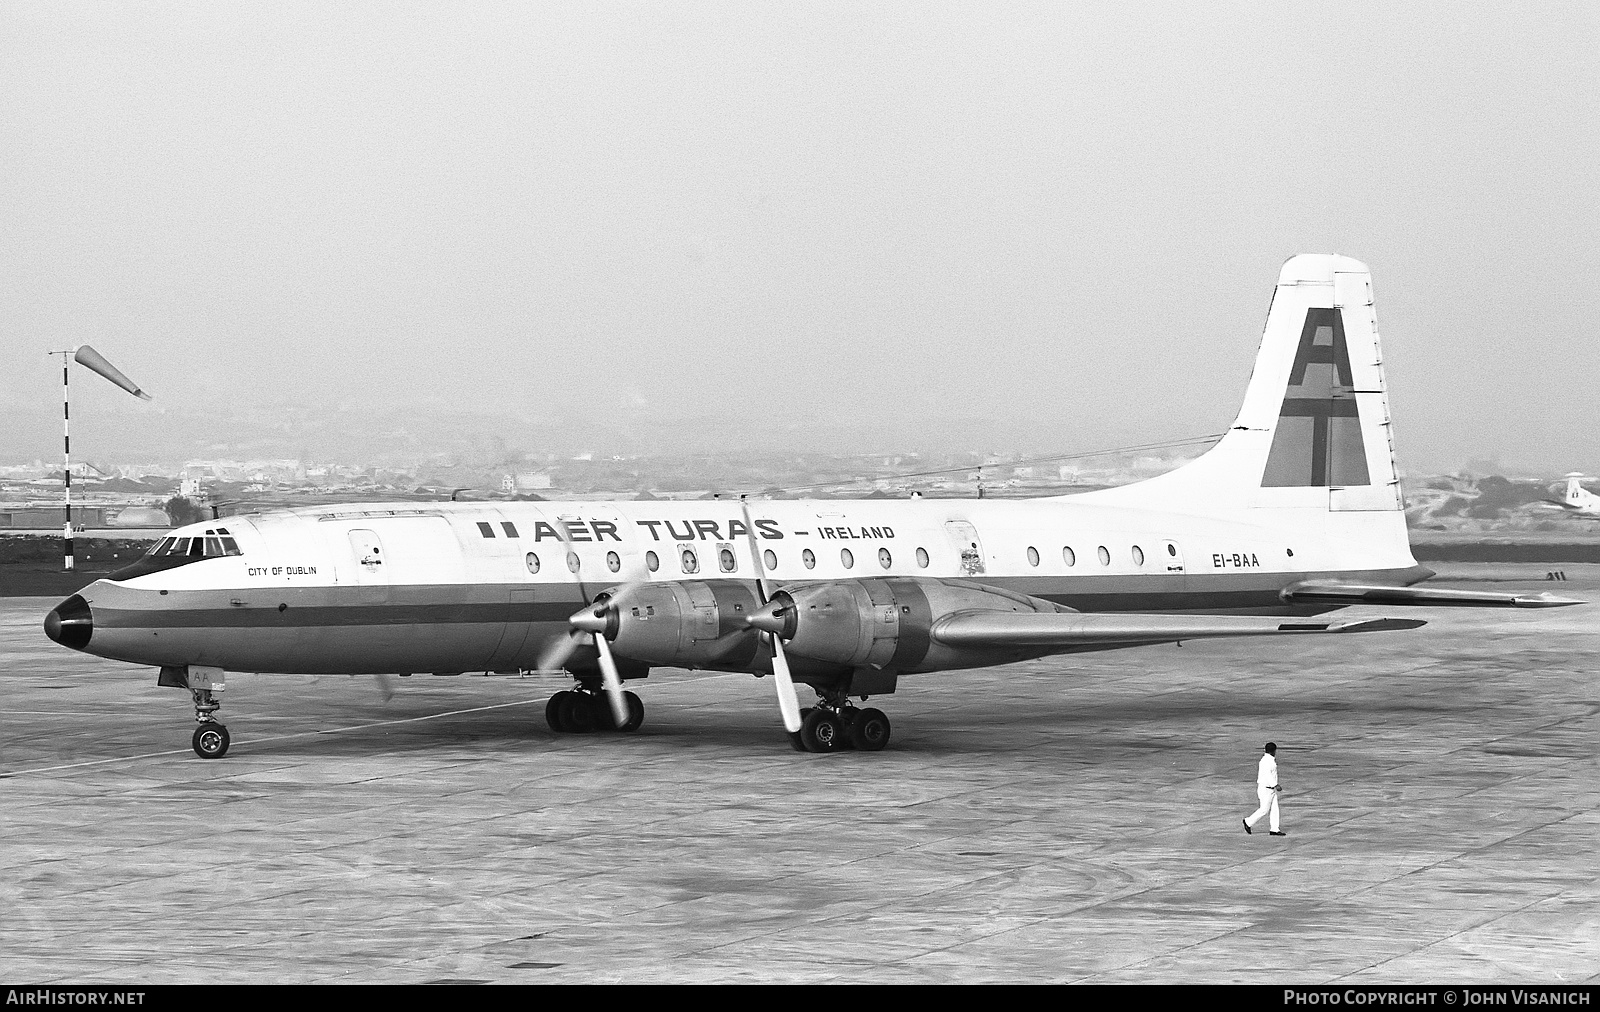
[1243,741,1286,836]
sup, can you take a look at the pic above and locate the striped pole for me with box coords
[48,346,152,572]
[48,350,74,571]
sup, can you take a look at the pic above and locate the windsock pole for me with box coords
[48,345,153,572]
[48,350,74,571]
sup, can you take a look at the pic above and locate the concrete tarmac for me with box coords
[2,566,1595,984]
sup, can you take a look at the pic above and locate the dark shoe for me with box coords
[1242,819,1252,835]
[1270,831,1286,836]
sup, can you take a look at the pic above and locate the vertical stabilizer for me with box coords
[1078,254,1403,513]
[1565,473,1587,506]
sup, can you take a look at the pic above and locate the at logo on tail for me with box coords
[1261,308,1370,488]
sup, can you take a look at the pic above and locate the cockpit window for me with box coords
[151,529,242,558]
[113,528,242,581]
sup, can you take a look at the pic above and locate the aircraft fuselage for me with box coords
[55,496,1428,680]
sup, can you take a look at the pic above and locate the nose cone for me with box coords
[44,594,93,651]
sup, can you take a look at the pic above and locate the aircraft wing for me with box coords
[931,612,1425,649]
[1281,582,1582,608]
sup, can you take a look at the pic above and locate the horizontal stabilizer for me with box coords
[931,611,1425,649]
[1282,582,1583,608]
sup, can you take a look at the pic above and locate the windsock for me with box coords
[74,345,152,400]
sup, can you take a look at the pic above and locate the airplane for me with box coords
[1542,473,1600,519]
[43,254,1582,759]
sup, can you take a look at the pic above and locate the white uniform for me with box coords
[1245,752,1280,832]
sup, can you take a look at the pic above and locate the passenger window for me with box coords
[840,548,854,569]
[681,548,699,574]
[1063,546,1076,567]
[878,548,892,569]
[719,547,737,573]
[915,547,929,568]
[1097,546,1111,566]
[763,549,777,571]
[1027,547,1040,567]
[1132,545,1145,566]
[646,551,659,572]
[606,551,621,573]
[525,552,540,574]
[566,552,581,573]
[802,549,816,570]
[477,522,495,538]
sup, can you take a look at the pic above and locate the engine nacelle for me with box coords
[768,578,1062,672]
[605,580,764,669]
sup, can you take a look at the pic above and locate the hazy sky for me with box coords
[3,2,1596,473]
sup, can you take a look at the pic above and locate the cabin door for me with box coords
[944,521,986,576]
[347,528,390,603]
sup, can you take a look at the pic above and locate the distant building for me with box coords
[513,471,553,491]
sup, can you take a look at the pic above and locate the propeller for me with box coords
[740,497,802,733]
[534,514,632,728]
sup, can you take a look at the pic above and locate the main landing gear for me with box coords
[545,686,645,735]
[791,691,892,754]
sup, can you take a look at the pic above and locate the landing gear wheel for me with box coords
[800,708,845,753]
[192,723,230,759]
[848,708,891,751]
[546,691,572,733]
[559,691,597,734]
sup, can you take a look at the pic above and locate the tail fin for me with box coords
[1564,473,1587,506]
[1080,254,1403,513]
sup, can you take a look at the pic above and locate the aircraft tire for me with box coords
[591,695,615,731]
[848,709,891,751]
[800,708,845,753]
[546,692,571,733]
[560,692,597,734]
[192,722,230,759]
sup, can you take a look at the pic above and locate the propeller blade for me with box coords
[73,345,152,401]
[741,496,802,733]
[739,496,774,603]
[770,635,802,733]
[375,672,395,703]
[593,633,630,727]
[536,629,584,674]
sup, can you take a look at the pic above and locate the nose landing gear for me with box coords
[160,665,231,758]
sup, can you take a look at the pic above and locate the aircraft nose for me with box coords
[44,594,93,651]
